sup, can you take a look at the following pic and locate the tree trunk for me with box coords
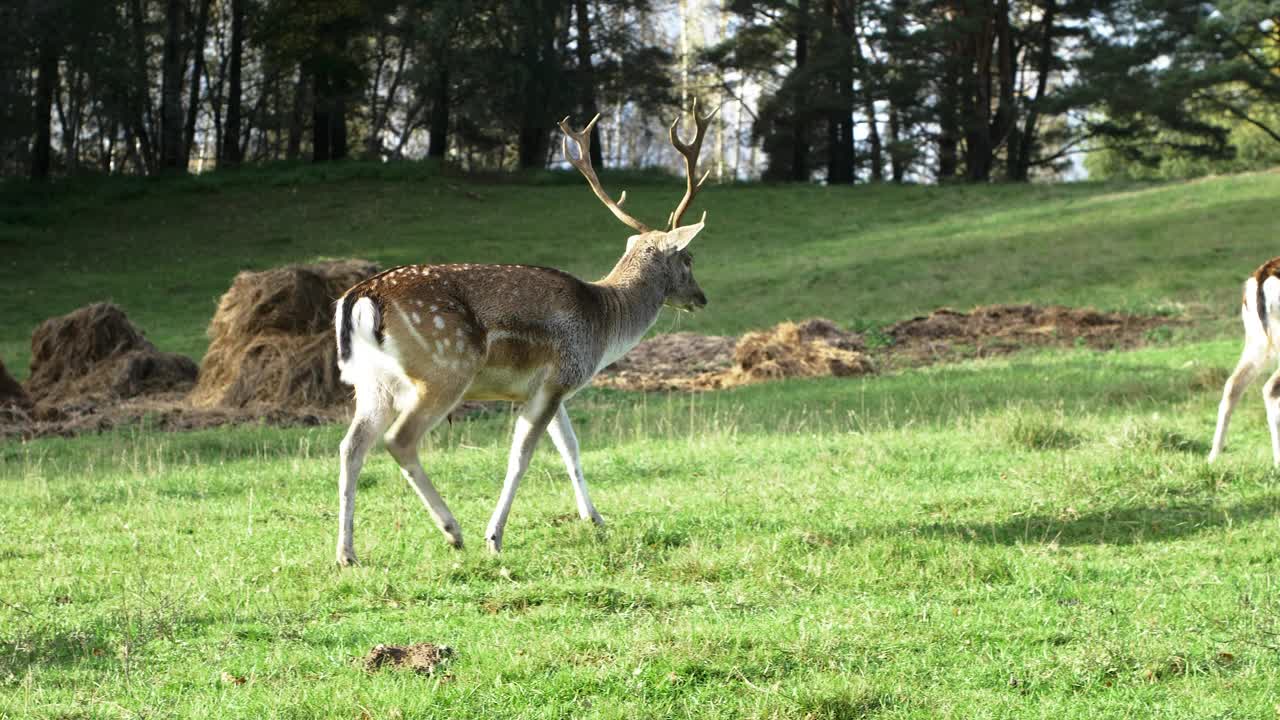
[791,0,811,181]
[159,0,186,172]
[31,33,58,179]
[1011,0,1055,181]
[368,40,408,159]
[888,103,905,182]
[937,45,960,180]
[574,0,604,168]
[183,0,211,168]
[287,66,306,160]
[221,0,244,167]
[428,64,450,159]
[314,74,348,162]
[129,0,155,174]
[961,0,995,182]
[518,124,549,170]
[849,0,879,182]
[515,3,556,170]
[993,0,1015,179]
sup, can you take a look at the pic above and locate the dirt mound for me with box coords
[24,303,197,406]
[599,332,735,391]
[595,318,873,392]
[362,643,453,676]
[887,304,1167,366]
[191,259,379,410]
[596,306,1172,392]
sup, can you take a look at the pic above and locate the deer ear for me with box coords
[662,216,705,253]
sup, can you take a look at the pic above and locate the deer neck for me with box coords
[592,250,667,368]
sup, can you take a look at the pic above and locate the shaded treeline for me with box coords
[4,0,1278,182]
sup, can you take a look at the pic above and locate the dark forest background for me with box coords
[3,0,1278,183]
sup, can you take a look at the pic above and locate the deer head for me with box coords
[558,101,717,312]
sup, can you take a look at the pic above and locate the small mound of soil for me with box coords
[24,303,197,406]
[887,304,1168,366]
[0,357,30,410]
[191,259,379,410]
[607,332,736,373]
[362,643,453,676]
[596,318,872,392]
[596,306,1172,392]
[599,332,736,391]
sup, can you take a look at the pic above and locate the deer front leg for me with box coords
[485,389,560,553]
[546,404,605,526]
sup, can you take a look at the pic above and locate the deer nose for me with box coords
[695,292,708,308]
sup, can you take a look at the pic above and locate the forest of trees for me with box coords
[2,0,1277,183]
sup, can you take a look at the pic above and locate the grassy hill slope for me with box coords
[3,165,1277,376]
[3,166,1280,718]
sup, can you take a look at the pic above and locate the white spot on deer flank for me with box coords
[411,312,421,324]
[434,315,445,329]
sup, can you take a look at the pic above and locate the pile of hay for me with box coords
[0,357,33,431]
[191,259,379,410]
[715,318,872,388]
[595,318,873,392]
[24,303,197,407]
[0,357,30,410]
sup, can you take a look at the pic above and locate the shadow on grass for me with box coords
[904,493,1280,547]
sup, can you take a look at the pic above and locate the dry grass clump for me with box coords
[595,318,873,392]
[0,357,30,410]
[24,303,197,406]
[361,643,454,676]
[190,259,379,409]
[713,319,873,388]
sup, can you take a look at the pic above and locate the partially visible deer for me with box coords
[1210,257,1280,465]
[332,102,716,563]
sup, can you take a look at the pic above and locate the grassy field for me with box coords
[3,166,1280,718]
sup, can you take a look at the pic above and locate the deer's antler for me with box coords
[667,98,719,230]
[559,114,654,235]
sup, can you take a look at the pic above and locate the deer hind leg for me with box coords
[1211,297,1273,463]
[337,384,395,566]
[485,387,562,554]
[1210,343,1268,463]
[384,381,469,550]
[1261,366,1280,467]
[546,404,605,526]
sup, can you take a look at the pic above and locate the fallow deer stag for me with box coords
[1210,257,1280,465]
[332,101,716,563]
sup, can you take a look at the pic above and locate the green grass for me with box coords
[4,165,1280,717]
[3,164,1278,377]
